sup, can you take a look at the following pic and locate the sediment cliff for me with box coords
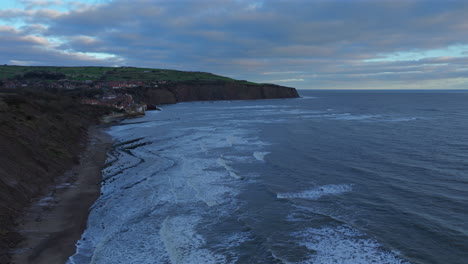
[124,81,299,105]
[0,92,111,263]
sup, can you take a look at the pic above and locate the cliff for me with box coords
[124,80,299,105]
[0,91,112,263]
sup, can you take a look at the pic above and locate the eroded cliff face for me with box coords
[127,81,299,105]
[0,92,111,263]
[144,88,177,105]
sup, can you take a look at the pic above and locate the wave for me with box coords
[277,184,352,200]
[294,225,410,264]
[418,108,440,112]
[326,113,382,121]
[253,151,270,161]
[383,117,419,122]
[227,105,292,109]
[217,157,242,180]
[160,215,226,264]
[299,113,421,122]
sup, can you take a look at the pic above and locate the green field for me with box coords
[0,65,239,82]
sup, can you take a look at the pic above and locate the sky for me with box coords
[1,0,468,89]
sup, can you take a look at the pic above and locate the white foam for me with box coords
[227,135,248,146]
[300,113,420,123]
[327,113,382,121]
[384,117,419,122]
[217,157,236,173]
[160,215,226,264]
[226,105,292,109]
[69,103,273,263]
[220,154,254,163]
[277,184,352,200]
[253,151,270,161]
[177,157,238,206]
[278,109,325,115]
[234,118,292,124]
[294,225,410,264]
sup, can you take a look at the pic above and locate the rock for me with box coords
[146,104,161,111]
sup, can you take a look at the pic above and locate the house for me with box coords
[103,95,117,100]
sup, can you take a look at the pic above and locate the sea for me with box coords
[68,90,468,264]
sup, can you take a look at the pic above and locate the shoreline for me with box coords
[10,127,113,264]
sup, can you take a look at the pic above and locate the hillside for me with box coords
[0,65,236,82]
[0,66,299,104]
[0,92,113,263]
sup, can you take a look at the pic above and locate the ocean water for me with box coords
[68,90,468,264]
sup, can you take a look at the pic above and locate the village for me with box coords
[0,79,168,90]
[81,93,148,116]
[0,79,160,115]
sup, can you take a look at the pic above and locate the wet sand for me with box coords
[10,127,112,264]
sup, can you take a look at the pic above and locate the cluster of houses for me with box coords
[0,78,164,115]
[81,93,147,115]
[0,79,168,90]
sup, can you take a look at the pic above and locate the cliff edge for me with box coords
[124,80,299,105]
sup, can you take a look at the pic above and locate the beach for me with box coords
[10,127,112,264]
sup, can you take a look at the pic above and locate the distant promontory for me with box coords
[0,66,299,107]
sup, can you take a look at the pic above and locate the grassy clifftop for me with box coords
[0,65,238,82]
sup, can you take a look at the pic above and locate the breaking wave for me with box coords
[277,184,353,200]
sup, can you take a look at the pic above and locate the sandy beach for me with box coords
[10,127,112,264]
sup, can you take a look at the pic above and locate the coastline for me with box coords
[10,127,112,264]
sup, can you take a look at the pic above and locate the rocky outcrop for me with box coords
[126,81,299,105]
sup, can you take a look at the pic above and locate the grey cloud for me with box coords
[2,0,468,89]
[0,26,121,66]
[20,0,64,10]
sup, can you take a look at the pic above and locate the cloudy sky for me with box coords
[1,0,468,89]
